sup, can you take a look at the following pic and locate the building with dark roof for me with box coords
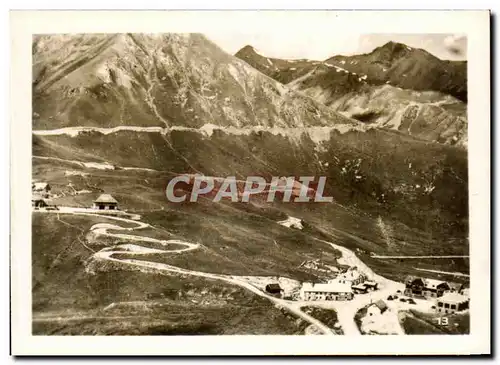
[265,283,283,296]
[367,299,388,316]
[404,276,450,299]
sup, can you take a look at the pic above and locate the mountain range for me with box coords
[235,41,467,147]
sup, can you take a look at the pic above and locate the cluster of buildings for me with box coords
[31,182,58,209]
[404,276,469,314]
[31,180,120,212]
[299,266,378,302]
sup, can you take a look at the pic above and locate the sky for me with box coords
[205,33,467,61]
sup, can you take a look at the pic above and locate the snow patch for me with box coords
[227,64,245,88]
[199,123,220,137]
[75,189,92,195]
[252,47,265,57]
[277,216,303,230]
[266,58,273,66]
[64,170,89,177]
[96,63,112,84]
[83,162,115,170]
[323,63,349,73]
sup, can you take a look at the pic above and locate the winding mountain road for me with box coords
[38,209,335,335]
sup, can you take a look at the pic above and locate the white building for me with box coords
[366,300,388,317]
[300,282,353,301]
[436,293,469,314]
[32,182,51,198]
[329,269,366,286]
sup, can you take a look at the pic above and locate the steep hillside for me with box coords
[301,84,467,147]
[33,34,353,130]
[234,45,319,84]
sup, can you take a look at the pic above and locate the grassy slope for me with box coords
[300,306,343,334]
[33,126,468,240]
[32,213,310,335]
[33,155,469,282]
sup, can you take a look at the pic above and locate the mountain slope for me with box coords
[33,34,355,130]
[234,41,467,146]
[324,41,467,102]
[234,45,319,84]
[235,41,467,102]
[297,83,467,147]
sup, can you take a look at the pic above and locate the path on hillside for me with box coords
[33,155,164,172]
[371,254,469,259]
[32,124,368,138]
[414,268,470,277]
[35,209,334,335]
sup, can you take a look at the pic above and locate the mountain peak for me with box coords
[235,45,261,57]
[371,41,414,60]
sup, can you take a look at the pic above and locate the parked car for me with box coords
[399,298,407,302]
[387,295,394,301]
[407,299,416,305]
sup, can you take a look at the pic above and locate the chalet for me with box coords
[32,195,58,210]
[93,194,119,210]
[32,194,47,208]
[404,276,425,297]
[265,283,283,296]
[367,300,388,316]
[300,282,353,301]
[404,276,449,299]
[422,279,450,298]
[436,293,469,314]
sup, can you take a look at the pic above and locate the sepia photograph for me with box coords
[10,10,490,356]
